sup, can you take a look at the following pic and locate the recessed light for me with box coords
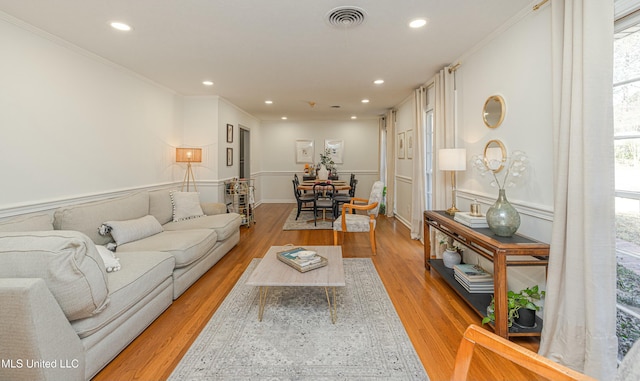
[110,22,132,31]
[374,79,384,85]
[351,116,357,119]
[265,100,273,104]
[409,19,427,28]
[281,116,288,120]
[361,99,370,103]
[202,80,214,86]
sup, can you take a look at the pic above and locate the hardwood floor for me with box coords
[93,203,543,381]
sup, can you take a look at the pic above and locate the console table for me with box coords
[423,210,550,339]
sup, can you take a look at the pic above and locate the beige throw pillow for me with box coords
[170,191,205,222]
[100,215,163,246]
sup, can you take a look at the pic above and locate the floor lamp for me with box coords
[176,147,202,192]
[439,148,466,215]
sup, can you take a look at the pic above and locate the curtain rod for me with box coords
[533,0,549,11]
[448,62,461,73]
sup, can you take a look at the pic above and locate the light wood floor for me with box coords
[94,204,543,381]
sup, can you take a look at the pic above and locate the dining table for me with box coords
[297,180,350,192]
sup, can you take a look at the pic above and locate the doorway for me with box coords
[239,126,250,179]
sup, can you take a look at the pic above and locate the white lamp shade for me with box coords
[439,148,467,171]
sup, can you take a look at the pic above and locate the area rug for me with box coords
[282,207,335,230]
[168,258,429,381]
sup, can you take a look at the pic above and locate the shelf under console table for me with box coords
[423,210,550,339]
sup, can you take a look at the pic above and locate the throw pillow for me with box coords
[96,245,121,272]
[0,230,109,321]
[99,215,163,246]
[170,191,205,222]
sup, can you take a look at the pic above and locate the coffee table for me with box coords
[246,246,345,323]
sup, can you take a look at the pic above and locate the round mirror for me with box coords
[483,139,507,173]
[482,95,506,129]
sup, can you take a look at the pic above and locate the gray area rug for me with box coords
[282,207,335,230]
[169,258,429,381]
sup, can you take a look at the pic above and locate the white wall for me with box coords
[258,119,380,203]
[452,6,553,291]
[0,16,183,215]
[455,6,554,243]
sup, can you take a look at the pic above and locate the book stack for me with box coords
[276,247,328,273]
[453,264,494,293]
[454,212,489,228]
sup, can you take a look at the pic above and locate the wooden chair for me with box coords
[333,181,384,255]
[451,325,597,381]
[333,177,357,216]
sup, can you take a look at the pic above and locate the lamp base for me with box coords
[445,205,460,216]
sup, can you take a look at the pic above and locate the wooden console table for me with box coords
[423,210,550,339]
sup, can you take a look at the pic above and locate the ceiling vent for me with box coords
[326,6,366,28]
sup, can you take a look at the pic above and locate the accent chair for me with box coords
[333,180,384,255]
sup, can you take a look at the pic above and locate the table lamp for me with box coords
[439,148,466,215]
[176,147,202,192]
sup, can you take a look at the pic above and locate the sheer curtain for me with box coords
[384,109,396,217]
[410,87,427,240]
[538,1,618,379]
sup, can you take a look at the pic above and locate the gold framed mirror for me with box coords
[482,95,506,129]
[483,139,507,173]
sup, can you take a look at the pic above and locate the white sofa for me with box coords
[0,189,242,381]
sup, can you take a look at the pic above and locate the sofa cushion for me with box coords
[116,229,217,268]
[163,213,242,241]
[0,231,109,321]
[170,191,204,222]
[149,189,175,225]
[71,251,174,338]
[99,215,163,246]
[54,192,150,245]
[0,212,53,232]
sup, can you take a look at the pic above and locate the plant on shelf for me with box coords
[482,285,545,327]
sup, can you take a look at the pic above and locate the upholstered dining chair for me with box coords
[333,180,384,255]
[312,182,336,226]
[292,179,314,220]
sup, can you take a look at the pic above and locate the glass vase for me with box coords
[486,188,520,237]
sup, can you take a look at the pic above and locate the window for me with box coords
[614,4,640,362]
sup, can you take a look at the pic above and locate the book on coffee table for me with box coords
[276,247,328,273]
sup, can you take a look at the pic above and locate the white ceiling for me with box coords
[0,0,532,121]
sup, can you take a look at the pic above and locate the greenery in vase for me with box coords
[318,148,335,170]
[471,150,528,189]
[482,285,545,327]
[439,237,463,253]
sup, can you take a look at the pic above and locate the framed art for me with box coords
[397,132,405,159]
[324,139,344,164]
[406,130,414,159]
[226,124,234,143]
[295,139,314,163]
[226,148,233,166]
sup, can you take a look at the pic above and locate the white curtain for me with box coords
[538,1,618,379]
[410,87,427,240]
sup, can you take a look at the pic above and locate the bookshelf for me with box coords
[423,211,549,339]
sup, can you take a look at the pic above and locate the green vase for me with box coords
[486,189,520,237]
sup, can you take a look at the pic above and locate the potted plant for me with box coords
[439,237,463,268]
[482,285,545,328]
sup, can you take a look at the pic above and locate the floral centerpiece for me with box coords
[316,149,335,180]
[471,150,529,237]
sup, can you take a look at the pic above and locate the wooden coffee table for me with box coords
[246,246,345,323]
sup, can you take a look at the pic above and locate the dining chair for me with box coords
[292,179,314,220]
[333,180,384,255]
[333,178,357,216]
[312,182,336,226]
